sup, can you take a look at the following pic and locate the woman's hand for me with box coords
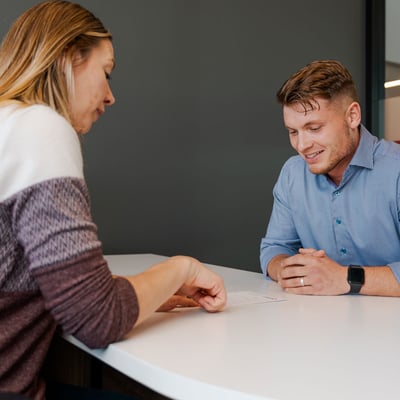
[156,294,199,312]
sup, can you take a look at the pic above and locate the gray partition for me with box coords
[0,1,365,271]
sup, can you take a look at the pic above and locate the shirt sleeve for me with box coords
[389,178,400,283]
[11,178,139,348]
[260,161,301,276]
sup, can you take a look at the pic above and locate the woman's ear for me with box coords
[346,101,362,129]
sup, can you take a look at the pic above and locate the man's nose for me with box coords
[296,132,312,152]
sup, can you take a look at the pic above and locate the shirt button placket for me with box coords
[332,189,347,259]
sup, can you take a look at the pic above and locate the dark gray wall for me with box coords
[1,1,366,272]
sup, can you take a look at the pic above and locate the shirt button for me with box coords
[340,248,347,254]
[334,191,341,197]
[336,218,342,224]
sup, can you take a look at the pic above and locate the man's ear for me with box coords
[346,102,362,129]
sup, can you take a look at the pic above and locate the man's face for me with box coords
[283,97,360,185]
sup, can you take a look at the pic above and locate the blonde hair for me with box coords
[0,0,112,122]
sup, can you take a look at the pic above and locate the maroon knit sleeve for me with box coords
[32,248,139,348]
[12,177,139,348]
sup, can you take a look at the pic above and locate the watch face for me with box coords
[349,266,365,284]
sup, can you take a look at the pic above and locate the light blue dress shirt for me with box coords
[260,125,400,282]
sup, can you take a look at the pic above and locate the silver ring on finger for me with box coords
[300,277,305,287]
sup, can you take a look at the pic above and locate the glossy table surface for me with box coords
[65,254,400,400]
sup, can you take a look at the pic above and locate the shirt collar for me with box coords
[349,124,377,170]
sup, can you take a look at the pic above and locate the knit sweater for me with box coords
[0,104,139,399]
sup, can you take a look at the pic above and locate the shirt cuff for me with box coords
[260,247,294,277]
[387,261,400,283]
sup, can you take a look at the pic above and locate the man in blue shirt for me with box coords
[260,60,400,296]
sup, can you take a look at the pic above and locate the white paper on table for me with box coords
[227,291,286,307]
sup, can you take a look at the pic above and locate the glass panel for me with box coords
[385,0,400,141]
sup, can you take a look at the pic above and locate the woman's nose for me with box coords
[105,84,115,106]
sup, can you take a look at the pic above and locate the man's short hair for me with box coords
[276,60,359,111]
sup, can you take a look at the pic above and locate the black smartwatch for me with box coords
[347,265,365,294]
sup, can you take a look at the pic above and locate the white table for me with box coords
[65,254,400,400]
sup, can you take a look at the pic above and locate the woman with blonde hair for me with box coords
[0,1,226,399]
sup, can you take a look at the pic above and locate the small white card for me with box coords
[227,291,286,307]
